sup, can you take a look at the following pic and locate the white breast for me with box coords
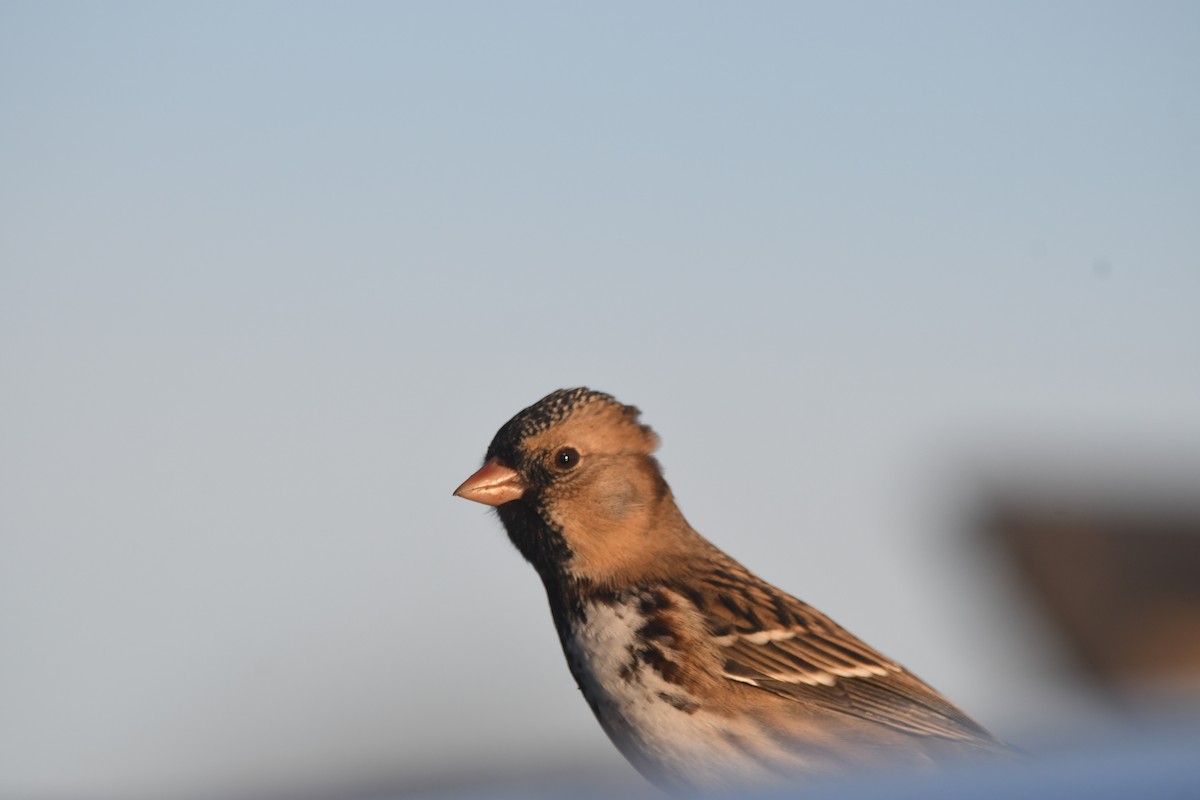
[563,595,806,792]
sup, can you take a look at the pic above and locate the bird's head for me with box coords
[455,388,691,589]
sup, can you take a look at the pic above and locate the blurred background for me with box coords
[2,2,1198,798]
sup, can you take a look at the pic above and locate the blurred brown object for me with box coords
[987,501,1200,693]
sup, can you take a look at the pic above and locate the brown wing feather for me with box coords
[690,562,1002,746]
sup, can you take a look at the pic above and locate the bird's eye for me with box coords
[553,447,580,471]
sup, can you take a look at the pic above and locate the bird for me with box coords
[453,388,1011,793]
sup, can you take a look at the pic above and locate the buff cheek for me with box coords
[593,475,638,519]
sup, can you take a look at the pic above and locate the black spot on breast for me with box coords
[638,644,684,685]
[589,588,623,607]
[638,615,675,644]
[638,591,672,614]
[657,691,700,714]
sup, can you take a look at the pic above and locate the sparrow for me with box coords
[454,388,1011,793]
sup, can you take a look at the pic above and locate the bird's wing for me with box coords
[688,566,998,744]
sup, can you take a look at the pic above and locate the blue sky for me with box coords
[2,3,1198,797]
